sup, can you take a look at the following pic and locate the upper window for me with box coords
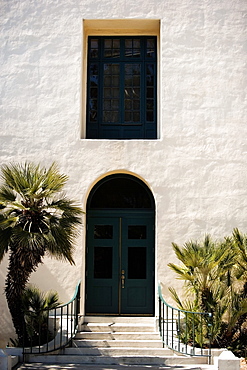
[86,36,157,139]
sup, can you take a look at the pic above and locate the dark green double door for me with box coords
[85,212,154,315]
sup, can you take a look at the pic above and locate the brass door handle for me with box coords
[121,270,125,289]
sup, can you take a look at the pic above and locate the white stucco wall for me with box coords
[0,0,247,347]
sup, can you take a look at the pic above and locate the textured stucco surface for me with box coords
[0,0,247,347]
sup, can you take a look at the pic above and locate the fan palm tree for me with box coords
[168,235,237,345]
[168,235,235,312]
[0,162,82,344]
[168,233,247,350]
[21,285,61,346]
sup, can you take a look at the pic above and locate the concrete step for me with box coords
[80,322,156,332]
[27,354,208,366]
[63,347,172,356]
[73,338,163,348]
[16,363,216,369]
[75,331,160,340]
[81,316,156,324]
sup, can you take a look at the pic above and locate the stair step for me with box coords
[27,354,208,366]
[81,323,155,332]
[64,347,172,356]
[75,331,160,340]
[82,316,156,324]
[73,339,163,348]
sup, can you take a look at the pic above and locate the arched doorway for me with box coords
[85,174,155,315]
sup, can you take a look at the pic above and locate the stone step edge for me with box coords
[76,331,159,334]
[73,338,162,344]
[67,347,169,350]
[27,354,208,365]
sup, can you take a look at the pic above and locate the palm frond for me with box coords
[0,185,16,202]
[0,226,11,260]
[41,163,68,194]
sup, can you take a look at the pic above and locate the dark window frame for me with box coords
[86,36,157,139]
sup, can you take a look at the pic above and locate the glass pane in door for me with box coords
[94,247,112,278]
[128,247,146,279]
[94,225,113,239]
[128,225,146,239]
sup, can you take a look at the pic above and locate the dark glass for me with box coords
[103,64,120,123]
[146,38,155,58]
[128,247,146,279]
[89,63,98,122]
[125,38,141,57]
[146,111,154,122]
[146,63,155,123]
[94,247,112,278]
[104,38,120,58]
[90,39,98,58]
[94,225,113,239]
[128,225,146,239]
[89,177,153,209]
[124,64,140,123]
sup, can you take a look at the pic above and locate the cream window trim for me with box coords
[81,19,160,139]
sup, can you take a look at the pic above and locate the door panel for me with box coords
[86,214,154,315]
[121,217,154,314]
[86,218,119,314]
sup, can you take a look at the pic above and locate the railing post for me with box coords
[177,310,180,352]
[158,296,161,335]
[166,304,168,346]
[208,312,212,364]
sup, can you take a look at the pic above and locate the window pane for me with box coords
[124,64,141,123]
[104,88,111,98]
[105,39,112,48]
[112,88,119,98]
[112,76,119,86]
[146,38,155,58]
[147,99,154,110]
[125,38,141,57]
[128,247,146,279]
[94,225,113,239]
[94,247,112,278]
[89,63,98,122]
[128,225,147,239]
[133,39,141,48]
[104,38,120,58]
[103,100,111,110]
[89,100,97,122]
[125,100,132,110]
[146,64,155,123]
[133,112,140,121]
[90,39,98,58]
[104,76,111,87]
[147,87,154,98]
[112,99,119,110]
[103,64,120,123]
[133,100,140,110]
[125,111,132,122]
[146,111,154,122]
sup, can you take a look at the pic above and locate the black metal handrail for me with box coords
[23,280,81,359]
[158,283,212,364]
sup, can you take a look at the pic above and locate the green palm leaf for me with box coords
[0,162,83,343]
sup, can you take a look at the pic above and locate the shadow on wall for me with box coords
[0,255,72,348]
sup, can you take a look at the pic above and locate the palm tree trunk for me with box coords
[5,244,45,345]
